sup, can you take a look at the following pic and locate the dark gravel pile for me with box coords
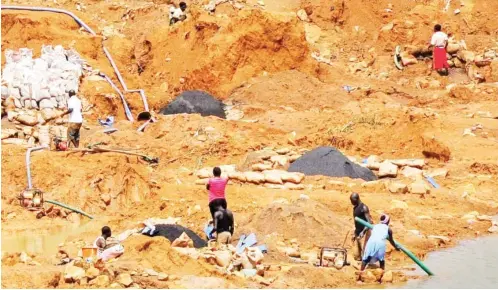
[288,146,377,181]
[144,224,207,248]
[159,90,226,119]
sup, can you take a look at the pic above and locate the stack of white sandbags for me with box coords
[1,45,85,110]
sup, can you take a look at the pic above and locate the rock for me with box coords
[424,168,448,178]
[20,252,31,263]
[100,194,111,206]
[300,252,318,263]
[461,211,479,220]
[85,267,100,279]
[361,270,378,283]
[489,60,498,82]
[390,159,425,168]
[409,181,430,195]
[366,155,382,170]
[296,9,309,22]
[417,215,432,220]
[390,200,408,210]
[381,270,393,283]
[282,247,300,258]
[401,166,423,179]
[214,250,231,268]
[144,268,159,276]
[488,225,498,233]
[378,161,398,178]
[457,50,476,63]
[64,265,86,283]
[463,128,475,137]
[158,273,169,281]
[387,182,408,194]
[110,283,122,288]
[89,275,110,287]
[427,235,450,243]
[299,194,310,200]
[117,273,133,287]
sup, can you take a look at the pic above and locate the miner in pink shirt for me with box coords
[206,167,229,220]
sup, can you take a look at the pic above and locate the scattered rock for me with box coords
[215,250,231,268]
[300,252,318,263]
[100,194,111,206]
[144,268,159,276]
[85,267,100,280]
[64,265,86,283]
[387,182,408,194]
[408,181,430,195]
[378,161,398,178]
[89,275,110,287]
[381,270,393,283]
[296,9,309,22]
[424,168,448,178]
[427,235,450,243]
[390,200,408,210]
[366,155,382,170]
[158,273,169,281]
[400,166,423,179]
[110,283,122,289]
[360,270,378,283]
[457,50,475,63]
[117,273,133,287]
[299,194,310,200]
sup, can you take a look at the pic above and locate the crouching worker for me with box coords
[359,214,400,279]
[209,205,234,246]
[94,226,124,261]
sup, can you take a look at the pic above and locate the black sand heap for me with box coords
[144,224,207,248]
[160,90,226,119]
[288,146,377,181]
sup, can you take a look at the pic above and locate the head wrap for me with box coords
[380,214,390,224]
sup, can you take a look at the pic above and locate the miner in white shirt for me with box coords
[64,90,83,148]
[428,24,449,75]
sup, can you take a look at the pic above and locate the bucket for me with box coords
[81,247,98,258]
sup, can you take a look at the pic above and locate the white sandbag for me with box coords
[1,86,8,99]
[39,125,50,146]
[31,100,38,109]
[390,159,425,169]
[196,168,213,179]
[252,163,272,172]
[219,164,237,174]
[263,170,284,184]
[227,171,246,182]
[19,84,31,99]
[284,183,305,190]
[41,108,59,121]
[39,98,55,109]
[281,172,305,184]
[244,172,265,184]
[264,184,285,189]
[195,179,209,185]
[15,114,38,126]
[36,89,51,102]
[13,97,22,109]
[270,155,289,167]
[2,138,26,145]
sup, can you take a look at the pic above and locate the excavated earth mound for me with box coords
[288,146,377,181]
[159,90,226,119]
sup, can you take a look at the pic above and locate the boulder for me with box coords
[64,265,86,283]
[247,247,264,266]
[284,247,300,258]
[366,155,382,170]
[400,166,423,179]
[387,182,408,194]
[171,232,194,248]
[390,200,408,210]
[296,9,309,22]
[378,161,398,178]
[424,168,448,178]
[360,270,378,283]
[89,275,110,287]
[117,273,133,287]
[408,182,430,195]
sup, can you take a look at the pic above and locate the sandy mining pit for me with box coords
[2,0,498,288]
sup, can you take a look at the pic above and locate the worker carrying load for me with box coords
[94,226,124,261]
[428,24,449,76]
[359,214,400,278]
[208,204,234,246]
[169,2,187,25]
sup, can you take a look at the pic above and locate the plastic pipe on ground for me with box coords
[354,217,434,276]
[100,73,134,122]
[2,6,150,115]
[26,145,48,190]
[45,199,94,219]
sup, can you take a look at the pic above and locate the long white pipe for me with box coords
[26,145,48,189]
[1,5,151,116]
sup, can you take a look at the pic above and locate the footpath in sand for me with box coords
[2,0,498,288]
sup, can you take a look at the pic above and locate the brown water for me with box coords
[402,233,498,289]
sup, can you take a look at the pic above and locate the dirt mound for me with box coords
[159,90,226,119]
[289,146,377,181]
[242,199,350,247]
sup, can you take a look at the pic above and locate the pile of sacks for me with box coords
[1,45,85,110]
[195,164,306,190]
